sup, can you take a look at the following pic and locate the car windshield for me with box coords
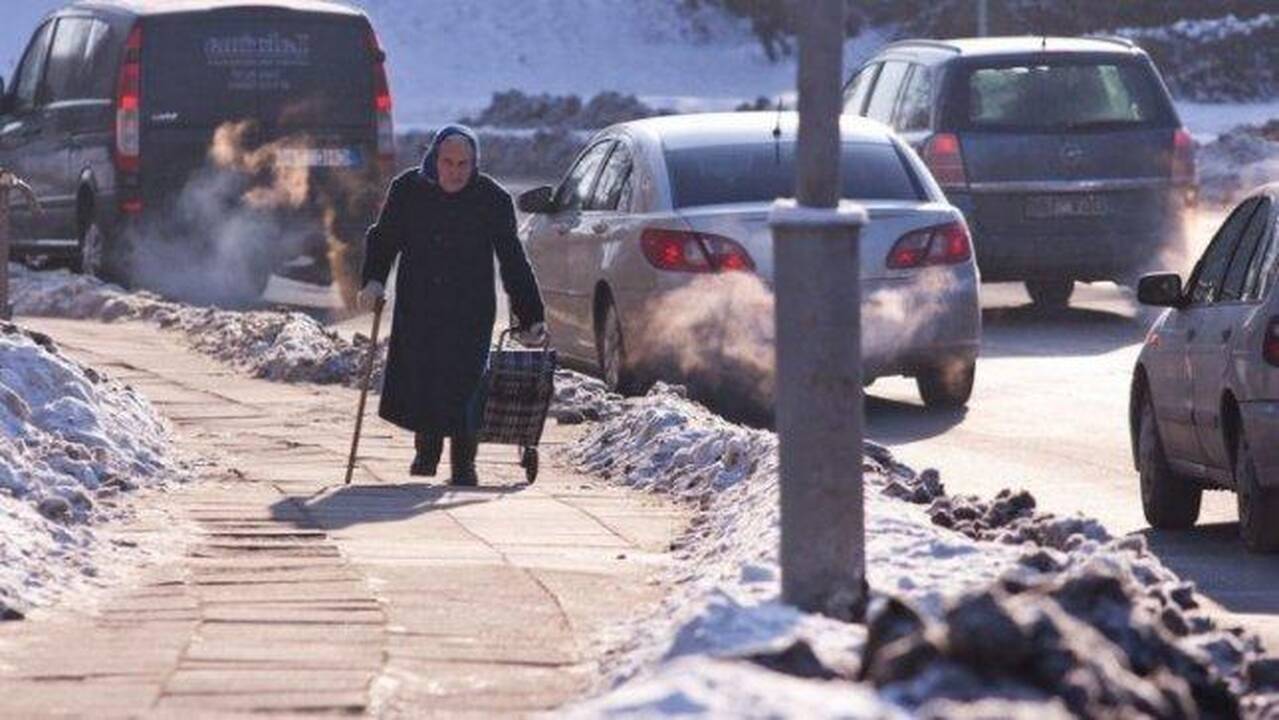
[959,60,1170,130]
[666,141,924,209]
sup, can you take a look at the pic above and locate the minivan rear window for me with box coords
[667,141,924,209]
[957,59,1171,131]
[144,15,373,128]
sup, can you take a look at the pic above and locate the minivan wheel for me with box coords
[1138,397,1201,529]
[598,298,639,395]
[1025,279,1074,309]
[916,359,975,409]
[74,221,106,279]
[1235,428,1279,553]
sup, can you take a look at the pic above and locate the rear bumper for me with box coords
[862,268,981,380]
[1242,401,1279,488]
[948,190,1185,283]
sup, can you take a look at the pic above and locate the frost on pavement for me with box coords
[9,264,384,387]
[562,384,1279,718]
[0,323,184,620]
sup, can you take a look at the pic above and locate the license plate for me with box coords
[276,147,363,168]
[1024,194,1109,219]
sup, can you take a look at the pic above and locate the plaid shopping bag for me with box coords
[476,333,557,447]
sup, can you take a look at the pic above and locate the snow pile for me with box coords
[562,385,1279,717]
[0,322,183,619]
[1196,123,1279,205]
[551,371,626,426]
[9,264,385,388]
[1114,14,1279,102]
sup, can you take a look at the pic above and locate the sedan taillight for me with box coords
[1264,317,1279,368]
[887,221,972,270]
[640,228,755,273]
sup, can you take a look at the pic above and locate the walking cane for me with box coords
[345,296,386,485]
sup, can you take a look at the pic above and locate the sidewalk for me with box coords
[0,317,686,717]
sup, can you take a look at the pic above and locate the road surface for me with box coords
[867,281,1279,651]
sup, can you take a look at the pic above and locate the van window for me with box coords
[865,61,909,124]
[11,22,54,112]
[959,59,1171,130]
[843,63,879,115]
[667,141,924,209]
[81,21,116,99]
[895,65,932,132]
[44,18,94,103]
[144,15,374,127]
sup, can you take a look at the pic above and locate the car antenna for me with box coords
[773,97,784,164]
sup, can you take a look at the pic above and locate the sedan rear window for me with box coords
[958,60,1171,131]
[666,141,924,209]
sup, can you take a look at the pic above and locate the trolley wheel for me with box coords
[521,447,539,484]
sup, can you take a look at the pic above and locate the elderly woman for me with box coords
[358,125,546,486]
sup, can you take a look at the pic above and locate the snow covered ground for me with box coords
[0,322,185,620]
[556,383,1279,718]
[8,264,383,388]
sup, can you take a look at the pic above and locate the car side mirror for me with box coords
[1137,273,1184,308]
[517,185,555,214]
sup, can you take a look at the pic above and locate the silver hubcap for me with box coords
[81,223,104,278]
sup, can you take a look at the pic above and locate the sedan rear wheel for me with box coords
[1235,428,1279,553]
[598,298,639,395]
[916,359,975,409]
[1025,279,1074,309]
[1138,397,1201,529]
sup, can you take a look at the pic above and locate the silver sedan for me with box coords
[517,112,981,408]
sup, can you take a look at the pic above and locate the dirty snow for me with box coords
[0,322,184,620]
[8,264,385,388]
[561,385,1279,717]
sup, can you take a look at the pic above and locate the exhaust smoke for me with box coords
[633,269,966,419]
[122,120,370,311]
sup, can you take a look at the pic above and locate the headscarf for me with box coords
[419,123,481,187]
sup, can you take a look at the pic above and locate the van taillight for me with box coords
[640,229,755,273]
[114,26,142,176]
[887,221,972,270]
[367,28,394,174]
[1172,128,1196,186]
[922,133,967,187]
[1264,317,1279,368]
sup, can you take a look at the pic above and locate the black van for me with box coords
[844,37,1196,308]
[0,0,395,304]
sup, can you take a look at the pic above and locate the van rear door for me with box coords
[140,9,376,196]
[942,54,1183,276]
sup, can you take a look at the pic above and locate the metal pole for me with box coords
[770,0,868,620]
[978,0,990,36]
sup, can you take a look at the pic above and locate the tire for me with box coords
[916,359,975,409]
[1235,428,1279,553]
[597,297,639,395]
[72,219,106,279]
[1138,396,1201,529]
[1025,279,1074,309]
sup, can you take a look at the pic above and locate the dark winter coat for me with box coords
[362,129,544,436]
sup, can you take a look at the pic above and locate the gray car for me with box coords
[517,112,981,409]
[845,37,1196,309]
[1131,184,1279,552]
